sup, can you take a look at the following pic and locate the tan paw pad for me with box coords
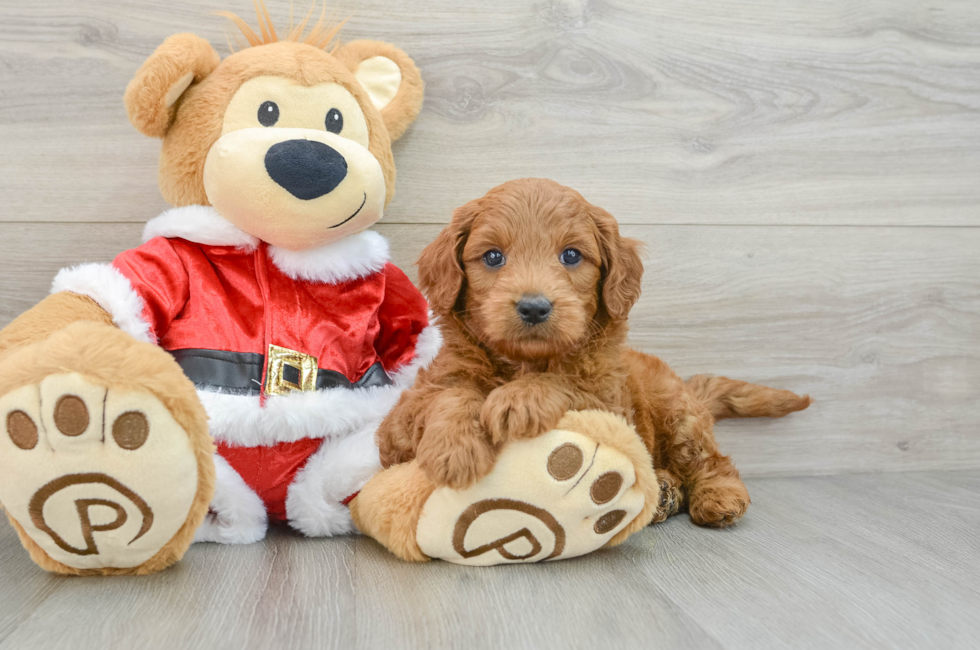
[416,427,647,566]
[0,373,199,570]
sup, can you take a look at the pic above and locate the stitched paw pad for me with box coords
[0,373,199,570]
[416,427,647,565]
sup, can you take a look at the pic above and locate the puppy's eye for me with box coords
[325,108,343,134]
[258,101,279,127]
[482,249,505,268]
[560,248,582,266]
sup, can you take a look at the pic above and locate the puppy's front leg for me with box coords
[416,388,496,490]
[480,374,606,444]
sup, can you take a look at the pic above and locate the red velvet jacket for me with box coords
[52,206,439,522]
[111,237,426,387]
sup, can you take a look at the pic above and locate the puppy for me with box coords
[378,178,810,527]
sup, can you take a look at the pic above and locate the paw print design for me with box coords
[415,426,649,566]
[0,373,199,570]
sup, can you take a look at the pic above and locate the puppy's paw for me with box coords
[688,479,750,528]
[416,421,495,490]
[650,470,684,524]
[480,382,566,444]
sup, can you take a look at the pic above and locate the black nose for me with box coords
[264,139,348,200]
[516,295,553,325]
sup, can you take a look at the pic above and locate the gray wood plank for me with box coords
[3,472,978,650]
[1,221,976,477]
[352,535,722,650]
[0,525,357,650]
[1,0,979,225]
[620,471,980,650]
[630,223,980,477]
[0,516,64,643]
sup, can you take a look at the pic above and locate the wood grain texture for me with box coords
[1,0,978,647]
[1,221,976,476]
[0,525,357,650]
[621,471,980,650]
[2,471,978,649]
[1,0,980,225]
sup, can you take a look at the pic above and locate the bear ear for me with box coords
[334,40,424,142]
[124,33,220,139]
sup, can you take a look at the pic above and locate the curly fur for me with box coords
[376,178,811,527]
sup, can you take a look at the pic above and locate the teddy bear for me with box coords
[0,7,437,575]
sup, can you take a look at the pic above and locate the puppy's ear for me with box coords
[125,34,220,138]
[334,40,424,142]
[592,205,644,322]
[418,201,479,317]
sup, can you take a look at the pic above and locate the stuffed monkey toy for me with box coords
[0,8,436,575]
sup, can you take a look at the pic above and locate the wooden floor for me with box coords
[0,471,977,650]
[1,0,979,648]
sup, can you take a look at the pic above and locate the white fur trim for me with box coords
[197,322,442,447]
[285,424,382,536]
[193,454,268,544]
[141,206,390,283]
[142,205,259,251]
[268,230,390,284]
[198,384,401,447]
[50,263,155,344]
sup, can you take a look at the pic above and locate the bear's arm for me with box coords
[373,262,434,378]
[3,237,193,358]
[109,237,191,342]
[0,292,113,359]
[0,235,190,358]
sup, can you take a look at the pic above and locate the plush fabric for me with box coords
[51,263,155,343]
[0,5,429,575]
[124,33,221,139]
[193,454,267,544]
[349,460,436,562]
[285,423,382,536]
[352,411,660,565]
[143,204,258,250]
[155,40,402,210]
[0,321,214,575]
[0,293,113,359]
[335,40,425,142]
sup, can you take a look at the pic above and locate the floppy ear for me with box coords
[591,205,644,322]
[124,33,220,138]
[334,40,424,142]
[417,202,478,318]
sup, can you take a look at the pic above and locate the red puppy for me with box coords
[378,178,810,527]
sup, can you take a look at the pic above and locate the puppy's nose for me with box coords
[265,139,348,200]
[516,295,553,325]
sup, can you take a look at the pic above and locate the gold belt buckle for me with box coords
[265,344,319,395]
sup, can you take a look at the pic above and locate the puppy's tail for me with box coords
[686,375,811,421]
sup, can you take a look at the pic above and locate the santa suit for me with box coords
[51,205,440,543]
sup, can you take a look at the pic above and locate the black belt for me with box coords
[170,348,393,395]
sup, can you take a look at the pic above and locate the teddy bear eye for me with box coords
[258,101,279,127]
[325,108,343,134]
[483,250,505,268]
